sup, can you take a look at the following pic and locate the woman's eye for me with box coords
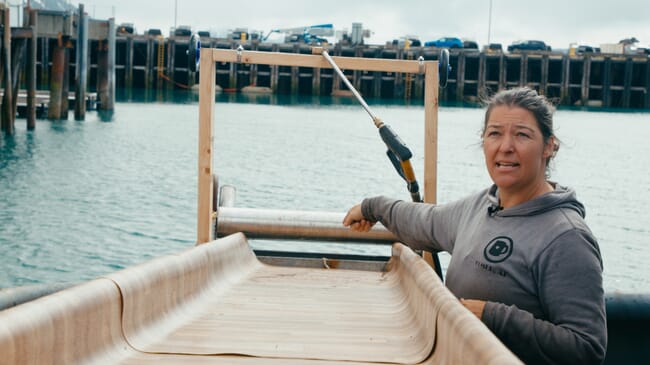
[517,132,530,138]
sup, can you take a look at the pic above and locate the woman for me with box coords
[343,87,607,364]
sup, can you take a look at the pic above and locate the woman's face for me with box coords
[483,105,554,195]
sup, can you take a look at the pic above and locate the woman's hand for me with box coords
[342,203,376,232]
[460,298,486,319]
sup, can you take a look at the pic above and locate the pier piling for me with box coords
[74,4,88,121]
[47,36,64,120]
[2,6,14,134]
[26,9,37,128]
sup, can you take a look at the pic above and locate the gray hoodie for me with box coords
[361,184,606,364]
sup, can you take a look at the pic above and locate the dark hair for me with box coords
[481,87,560,176]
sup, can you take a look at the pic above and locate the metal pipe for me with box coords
[320,49,383,127]
[215,207,398,244]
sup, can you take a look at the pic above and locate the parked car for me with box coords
[507,40,551,52]
[174,26,193,37]
[576,46,596,54]
[116,23,135,35]
[484,43,503,53]
[462,40,479,49]
[145,28,162,37]
[425,37,463,48]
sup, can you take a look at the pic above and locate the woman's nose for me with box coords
[498,134,515,152]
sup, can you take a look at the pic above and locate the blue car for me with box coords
[424,37,463,49]
[507,40,551,52]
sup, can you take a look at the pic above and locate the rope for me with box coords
[156,36,191,89]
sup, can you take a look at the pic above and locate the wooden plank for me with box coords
[423,61,439,204]
[422,61,440,270]
[209,48,427,74]
[196,49,216,244]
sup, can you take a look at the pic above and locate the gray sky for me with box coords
[84,0,649,49]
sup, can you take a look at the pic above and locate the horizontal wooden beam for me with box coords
[209,48,433,73]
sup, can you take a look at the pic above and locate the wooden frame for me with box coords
[197,49,439,244]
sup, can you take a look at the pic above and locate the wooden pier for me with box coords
[193,40,650,109]
[2,3,650,137]
[0,4,114,135]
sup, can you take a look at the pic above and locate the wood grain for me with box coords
[0,233,522,364]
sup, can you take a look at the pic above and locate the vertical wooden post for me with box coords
[59,40,70,119]
[602,57,611,108]
[74,4,88,121]
[519,54,527,87]
[478,52,486,93]
[167,37,175,91]
[498,53,506,91]
[540,54,549,96]
[48,36,64,120]
[423,60,440,269]
[10,39,27,123]
[124,36,133,98]
[423,61,439,203]
[622,57,633,108]
[39,36,48,88]
[2,7,14,133]
[312,66,320,96]
[97,18,115,117]
[229,43,237,91]
[144,37,152,90]
[456,52,465,102]
[290,44,298,95]
[581,55,591,106]
[26,9,37,129]
[561,55,570,105]
[270,43,278,92]
[197,49,215,244]
[187,42,196,90]
[645,59,650,108]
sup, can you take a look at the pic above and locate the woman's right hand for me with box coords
[342,203,376,232]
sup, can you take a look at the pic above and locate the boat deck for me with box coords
[0,233,521,364]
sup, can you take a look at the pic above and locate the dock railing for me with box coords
[196,48,441,250]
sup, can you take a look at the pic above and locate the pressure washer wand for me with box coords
[316,47,444,280]
[317,48,421,203]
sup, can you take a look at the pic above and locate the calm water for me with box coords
[1,93,649,293]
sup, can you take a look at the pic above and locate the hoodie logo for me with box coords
[484,236,513,263]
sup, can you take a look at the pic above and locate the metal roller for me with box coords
[215,207,399,244]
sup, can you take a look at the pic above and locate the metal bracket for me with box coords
[418,56,425,74]
[236,45,244,63]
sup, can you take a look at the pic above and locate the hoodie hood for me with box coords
[486,183,586,218]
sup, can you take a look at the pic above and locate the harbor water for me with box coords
[1,93,649,293]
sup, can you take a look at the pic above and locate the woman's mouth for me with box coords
[496,162,519,168]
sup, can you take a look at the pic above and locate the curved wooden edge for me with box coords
[106,232,260,350]
[391,243,522,364]
[0,278,131,364]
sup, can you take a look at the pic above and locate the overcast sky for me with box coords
[82,0,649,49]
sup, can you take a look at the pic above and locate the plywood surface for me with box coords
[108,234,435,363]
[0,233,522,364]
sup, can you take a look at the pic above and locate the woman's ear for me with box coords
[543,136,558,159]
